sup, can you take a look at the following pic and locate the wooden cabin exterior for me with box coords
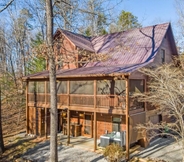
[23,23,178,153]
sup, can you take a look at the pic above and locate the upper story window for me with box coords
[161,49,165,64]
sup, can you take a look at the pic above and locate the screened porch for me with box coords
[27,78,145,114]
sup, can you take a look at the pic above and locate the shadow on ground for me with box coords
[0,136,36,162]
[22,135,106,162]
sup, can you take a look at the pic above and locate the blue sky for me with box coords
[112,0,178,29]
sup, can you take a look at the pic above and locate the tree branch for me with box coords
[0,0,14,13]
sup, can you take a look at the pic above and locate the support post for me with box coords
[144,78,147,112]
[67,80,70,106]
[94,80,97,151]
[67,109,70,145]
[67,80,70,145]
[45,81,47,138]
[45,108,47,138]
[125,76,130,160]
[26,81,29,134]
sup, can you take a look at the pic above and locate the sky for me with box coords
[111,0,179,32]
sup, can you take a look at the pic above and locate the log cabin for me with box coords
[23,23,178,154]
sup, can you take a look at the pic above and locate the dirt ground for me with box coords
[0,134,47,162]
[0,132,181,162]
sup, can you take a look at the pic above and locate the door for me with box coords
[84,114,93,137]
[38,108,45,136]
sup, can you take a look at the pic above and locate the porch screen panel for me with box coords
[70,81,93,94]
[28,82,36,93]
[57,81,67,94]
[97,80,111,95]
[37,82,45,93]
[28,82,36,103]
[114,80,126,95]
[129,79,144,109]
[46,81,66,94]
[46,82,50,93]
[37,82,45,103]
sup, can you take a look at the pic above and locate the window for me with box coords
[112,117,121,132]
[129,79,144,109]
[161,49,165,64]
[130,79,144,94]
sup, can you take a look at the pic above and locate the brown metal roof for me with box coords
[23,62,151,80]
[87,22,174,67]
[56,23,177,67]
[58,29,95,53]
[24,23,178,80]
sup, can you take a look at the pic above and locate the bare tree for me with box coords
[174,0,184,51]
[0,86,4,154]
[135,58,184,162]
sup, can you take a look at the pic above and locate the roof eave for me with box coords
[23,72,130,81]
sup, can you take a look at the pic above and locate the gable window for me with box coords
[161,49,165,64]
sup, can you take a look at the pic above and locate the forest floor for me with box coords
[0,134,46,162]
[0,103,31,162]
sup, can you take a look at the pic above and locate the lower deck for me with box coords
[27,106,146,146]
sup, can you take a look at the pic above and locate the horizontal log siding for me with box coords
[69,111,126,138]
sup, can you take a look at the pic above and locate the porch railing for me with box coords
[28,93,144,110]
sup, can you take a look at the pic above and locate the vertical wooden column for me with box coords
[67,80,70,145]
[45,81,47,138]
[125,75,130,160]
[93,80,97,151]
[67,80,70,106]
[144,78,147,112]
[67,109,70,145]
[26,81,29,134]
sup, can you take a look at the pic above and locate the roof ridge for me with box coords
[90,22,170,40]
[61,29,91,40]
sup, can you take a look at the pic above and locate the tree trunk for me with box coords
[49,57,58,162]
[0,88,4,154]
[45,0,58,161]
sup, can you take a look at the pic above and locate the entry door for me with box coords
[84,114,93,137]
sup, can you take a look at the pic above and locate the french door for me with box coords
[84,114,93,137]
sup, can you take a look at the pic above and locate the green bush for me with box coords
[103,143,125,162]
